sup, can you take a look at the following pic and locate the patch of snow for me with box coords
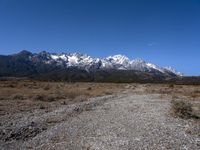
[146,63,165,73]
[67,55,79,66]
[51,55,59,60]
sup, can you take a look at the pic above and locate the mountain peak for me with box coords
[6,51,182,77]
[18,50,32,55]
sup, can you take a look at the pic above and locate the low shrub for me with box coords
[33,93,67,102]
[87,87,92,90]
[169,84,174,88]
[43,85,50,90]
[33,94,46,101]
[64,92,79,99]
[171,100,199,119]
[33,94,56,102]
[12,94,24,100]
[39,104,45,109]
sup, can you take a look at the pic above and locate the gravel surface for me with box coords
[1,91,200,150]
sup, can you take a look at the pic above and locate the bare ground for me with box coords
[0,82,200,149]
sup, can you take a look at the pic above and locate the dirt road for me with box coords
[1,89,200,149]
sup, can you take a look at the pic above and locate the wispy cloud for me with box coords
[147,42,156,47]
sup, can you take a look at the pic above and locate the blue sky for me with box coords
[0,0,200,75]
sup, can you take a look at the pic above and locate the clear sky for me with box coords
[0,0,200,75]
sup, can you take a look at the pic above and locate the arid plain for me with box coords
[0,80,200,149]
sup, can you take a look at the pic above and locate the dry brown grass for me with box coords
[0,80,125,115]
[145,84,200,100]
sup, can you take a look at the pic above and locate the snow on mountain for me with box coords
[164,66,183,76]
[146,63,165,73]
[106,55,130,65]
[30,51,182,76]
[100,55,129,70]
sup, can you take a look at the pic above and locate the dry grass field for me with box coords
[0,80,199,118]
[0,80,126,115]
[145,83,200,100]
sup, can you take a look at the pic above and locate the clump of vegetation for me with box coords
[46,96,56,102]
[12,94,24,100]
[0,96,5,100]
[193,90,200,93]
[43,84,50,90]
[39,104,45,109]
[169,84,174,88]
[61,101,67,105]
[64,91,80,99]
[33,93,68,102]
[84,104,93,111]
[171,100,199,119]
[87,87,92,90]
[33,94,46,101]
[33,94,56,102]
[104,91,113,95]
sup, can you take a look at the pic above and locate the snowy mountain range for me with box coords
[0,50,183,82]
[28,51,182,76]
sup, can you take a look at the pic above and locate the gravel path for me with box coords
[1,91,200,150]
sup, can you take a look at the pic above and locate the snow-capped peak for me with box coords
[32,52,182,76]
